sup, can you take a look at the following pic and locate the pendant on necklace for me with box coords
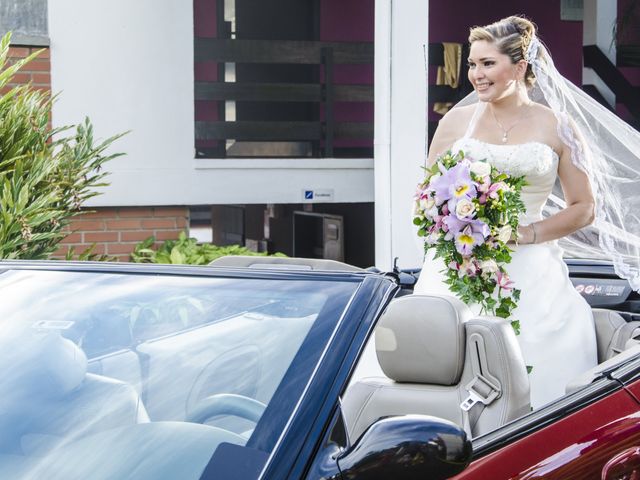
[501,133,508,143]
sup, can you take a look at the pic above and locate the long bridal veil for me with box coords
[452,37,640,291]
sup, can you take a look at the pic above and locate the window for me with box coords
[0,0,49,46]
[193,0,374,159]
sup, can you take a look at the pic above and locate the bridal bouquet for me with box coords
[414,150,527,327]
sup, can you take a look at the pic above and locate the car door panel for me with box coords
[454,388,640,479]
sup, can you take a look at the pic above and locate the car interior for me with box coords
[341,294,640,441]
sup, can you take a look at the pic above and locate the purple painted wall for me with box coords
[428,1,583,121]
[194,0,219,151]
[320,0,374,148]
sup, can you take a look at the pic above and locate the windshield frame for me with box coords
[0,260,383,479]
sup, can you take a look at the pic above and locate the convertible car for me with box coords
[0,257,638,479]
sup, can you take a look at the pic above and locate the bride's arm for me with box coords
[426,107,469,166]
[517,145,595,244]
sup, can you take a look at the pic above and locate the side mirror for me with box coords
[337,415,471,480]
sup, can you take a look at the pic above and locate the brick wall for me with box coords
[5,45,51,94]
[55,207,189,262]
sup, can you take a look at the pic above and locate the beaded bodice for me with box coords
[452,137,560,224]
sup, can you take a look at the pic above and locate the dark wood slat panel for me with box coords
[195,38,374,64]
[195,82,321,101]
[195,82,373,103]
[334,122,373,139]
[617,45,640,67]
[196,121,322,141]
[335,85,373,102]
[195,121,373,141]
[584,45,640,118]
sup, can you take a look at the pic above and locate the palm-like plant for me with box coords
[0,32,125,259]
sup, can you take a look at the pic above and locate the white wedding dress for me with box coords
[414,136,598,409]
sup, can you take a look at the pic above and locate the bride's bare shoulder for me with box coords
[437,104,474,135]
[530,103,564,151]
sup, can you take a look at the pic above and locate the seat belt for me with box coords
[460,333,502,437]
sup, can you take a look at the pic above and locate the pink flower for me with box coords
[477,177,491,193]
[448,261,459,271]
[488,182,508,200]
[442,203,450,215]
[496,270,514,290]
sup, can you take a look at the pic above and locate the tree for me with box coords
[0,32,125,259]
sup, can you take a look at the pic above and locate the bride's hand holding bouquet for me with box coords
[414,150,527,329]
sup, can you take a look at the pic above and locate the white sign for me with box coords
[302,188,334,203]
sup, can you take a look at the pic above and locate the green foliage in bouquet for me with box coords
[0,32,125,259]
[414,150,527,323]
[130,231,286,265]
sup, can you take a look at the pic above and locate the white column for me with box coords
[583,0,617,106]
[374,0,428,270]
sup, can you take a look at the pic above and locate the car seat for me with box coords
[341,295,530,440]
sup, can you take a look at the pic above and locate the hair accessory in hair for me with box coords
[524,36,540,64]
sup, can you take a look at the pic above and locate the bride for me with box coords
[414,16,600,409]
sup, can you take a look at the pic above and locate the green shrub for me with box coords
[0,32,124,259]
[131,231,285,265]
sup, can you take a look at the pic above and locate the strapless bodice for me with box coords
[452,137,559,224]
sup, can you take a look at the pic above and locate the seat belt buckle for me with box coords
[460,374,501,412]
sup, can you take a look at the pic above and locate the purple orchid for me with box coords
[454,224,486,256]
[429,161,477,206]
[443,216,489,242]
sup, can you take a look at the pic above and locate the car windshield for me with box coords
[0,268,360,479]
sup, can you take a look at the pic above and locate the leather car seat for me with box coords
[592,309,640,362]
[341,295,530,440]
[0,330,149,455]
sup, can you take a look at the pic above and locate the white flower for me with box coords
[497,225,513,243]
[455,199,476,219]
[420,196,435,211]
[426,232,439,244]
[479,259,499,274]
[470,161,491,177]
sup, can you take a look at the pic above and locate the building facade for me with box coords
[2,0,635,267]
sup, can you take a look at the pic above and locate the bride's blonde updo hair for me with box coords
[468,15,538,88]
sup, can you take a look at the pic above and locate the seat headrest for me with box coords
[375,295,471,385]
[0,329,87,403]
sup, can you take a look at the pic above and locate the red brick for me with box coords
[36,48,50,59]
[106,219,141,230]
[176,217,188,228]
[154,207,189,217]
[23,59,50,72]
[69,220,106,231]
[121,231,155,242]
[9,73,31,84]
[141,219,175,229]
[118,208,156,218]
[32,73,51,85]
[114,254,131,262]
[155,230,181,241]
[107,243,136,254]
[85,232,119,242]
[67,244,106,255]
[9,47,29,58]
[76,210,117,220]
[52,245,71,257]
[60,233,83,244]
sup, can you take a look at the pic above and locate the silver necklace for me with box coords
[489,104,532,143]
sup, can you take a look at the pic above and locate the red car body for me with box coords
[455,383,640,479]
